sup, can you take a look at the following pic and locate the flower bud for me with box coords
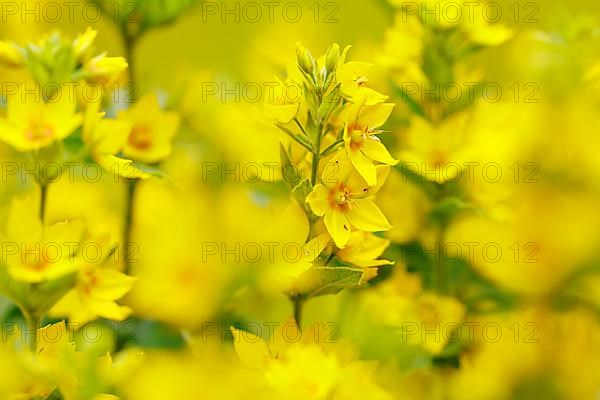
[296,42,315,76]
[85,54,128,81]
[325,43,340,74]
[73,27,98,59]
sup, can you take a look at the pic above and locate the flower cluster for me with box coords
[0,28,178,399]
[264,43,399,313]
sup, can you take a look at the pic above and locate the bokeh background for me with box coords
[1,0,600,399]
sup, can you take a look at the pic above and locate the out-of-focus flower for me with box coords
[399,111,472,184]
[50,237,136,325]
[119,94,180,164]
[361,267,466,355]
[376,168,433,243]
[83,100,148,179]
[0,85,82,152]
[0,198,85,283]
[231,323,393,400]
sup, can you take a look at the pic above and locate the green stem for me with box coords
[434,183,449,294]
[39,183,48,224]
[23,309,40,352]
[122,29,139,273]
[124,32,137,94]
[123,179,138,272]
[310,122,324,186]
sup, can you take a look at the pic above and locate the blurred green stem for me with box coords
[123,179,138,271]
[122,30,139,273]
[21,307,41,352]
[39,183,48,224]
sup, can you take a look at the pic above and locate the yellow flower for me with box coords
[399,111,472,184]
[306,154,391,248]
[50,245,137,325]
[362,267,466,355]
[341,101,397,185]
[83,100,149,179]
[231,324,393,400]
[337,46,388,105]
[0,85,82,151]
[118,94,180,164]
[0,40,23,67]
[0,198,85,283]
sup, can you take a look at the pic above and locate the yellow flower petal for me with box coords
[324,209,352,248]
[230,327,271,370]
[361,138,398,165]
[306,184,329,216]
[92,269,138,301]
[347,199,392,232]
[349,148,377,186]
[357,103,395,129]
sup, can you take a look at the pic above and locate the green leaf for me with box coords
[294,266,365,298]
[291,178,311,204]
[279,144,302,189]
[134,162,169,179]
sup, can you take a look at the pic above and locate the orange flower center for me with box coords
[26,119,54,142]
[328,184,351,211]
[23,251,54,272]
[128,124,153,150]
[82,269,99,294]
[428,149,448,166]
[26,260,50,272]
[347,123,369,151]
